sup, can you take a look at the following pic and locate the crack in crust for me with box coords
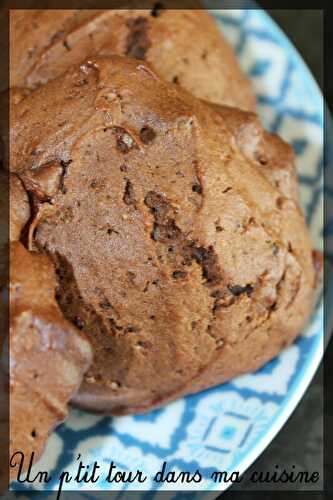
[144,191,222,286]
[143,190,224,351]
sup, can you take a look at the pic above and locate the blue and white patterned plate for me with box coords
[15,8,326,497]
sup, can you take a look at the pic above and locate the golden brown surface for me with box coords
[10,9,255,111]
[10,56,316,415]
[213,105,299,202]
[9,242,92,478]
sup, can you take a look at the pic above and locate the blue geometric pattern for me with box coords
[13,8,327,497]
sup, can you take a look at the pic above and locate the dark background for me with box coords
[225,9,326,495]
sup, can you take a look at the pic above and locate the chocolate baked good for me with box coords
[9,241,92,475]
[10,56,317,415]
[10,9,255,111]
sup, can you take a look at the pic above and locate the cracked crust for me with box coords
[10,56,317,415]
[9,241,92,477]
[10,9,255,111]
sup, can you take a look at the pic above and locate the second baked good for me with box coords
[10,56,317,415]
[9,241,92,477]
[10,9,255,111]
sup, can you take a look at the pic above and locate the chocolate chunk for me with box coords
[99,299,112,310]
[126,17,151,60]
[228,284,253,297]
[192,183,202,194]
[151,2,163,17]
[172,270,187,279]
[123,180,136,206]
[140,126,156,144]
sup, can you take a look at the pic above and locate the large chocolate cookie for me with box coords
[10,56,317,415]
[10,9,255,110]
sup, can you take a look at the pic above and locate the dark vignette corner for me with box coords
[0,2,9,496]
